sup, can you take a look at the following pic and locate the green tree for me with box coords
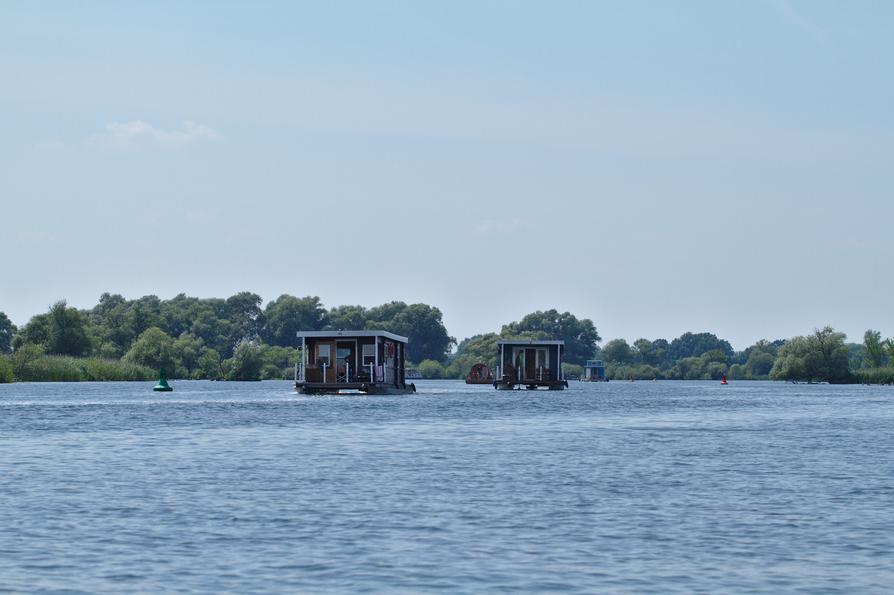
[666,332,733,363]
[770,327,854,383]
[12,313,51,351]
[259,345,301,379]
[602,339,633,364]
[225,291,265,342]
[124,327,176,374]
[0,355,12,383]
[327,305,369,331]
[446,333,501,379]
[173,333,206,377]
[47,301,91,356]
[123,296,164,343]
[885,339,894,367]
[89,293,131,357]
[262,295,329,347]
[195,348,223,380]
[0,312,16,354]
[701,349,728,364]
[502,309,600,366]
[746,351,776,378]
[190,306,233,356]
[224,341,263,381]
[666,356,706,380]
[418,359,446,379]
[160,293,202,339]
[863,329,886,368]
[633,338,664,366]
[369,302,454,363]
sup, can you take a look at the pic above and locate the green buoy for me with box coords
[153,368,173,392]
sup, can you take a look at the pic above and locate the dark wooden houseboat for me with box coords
[295,330,416,395]
[494,339,568,390]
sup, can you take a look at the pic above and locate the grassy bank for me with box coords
[855,367,894,385]
[9,354,155,382]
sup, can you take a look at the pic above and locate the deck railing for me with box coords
[298,362,402,386]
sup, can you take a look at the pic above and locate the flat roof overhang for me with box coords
[296,330,409,343]
[497,339,564,346]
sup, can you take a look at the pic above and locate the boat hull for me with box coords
[296,382,417,395]
[493,380,568,391]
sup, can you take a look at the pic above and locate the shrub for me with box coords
[224,341,263,381]
[81,358,155,381]
[417,359,446,379]
[0,356,13,383]
[124,327,176,374]
[562,363,583,378]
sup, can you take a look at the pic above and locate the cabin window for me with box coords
[362,344,376,365]
[316,344,331,366]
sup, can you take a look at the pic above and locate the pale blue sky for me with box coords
[2,1,893,349]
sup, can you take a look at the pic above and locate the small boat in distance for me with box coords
[466,363,494,384]
[580,359,606,382]
[721,373,729,385]
[494,339,568,391]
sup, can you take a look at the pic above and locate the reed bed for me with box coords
[12,355,155,382]
[855,367,894,385]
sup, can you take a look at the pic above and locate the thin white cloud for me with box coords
[770,0,826,40]
[475,218,528,234]
[91,120,222,148]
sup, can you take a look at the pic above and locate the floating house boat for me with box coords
[465,363,494,384]
[494,339,568,390]
[581,359,606,382]
[294,330,416,395]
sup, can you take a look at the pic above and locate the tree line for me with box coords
[591,328,894,384]
[1,296,892,384]
[0,293,453,382]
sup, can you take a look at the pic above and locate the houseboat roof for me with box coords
[295,330,409,343]
[585,360,604,367]
[497,339,564,346]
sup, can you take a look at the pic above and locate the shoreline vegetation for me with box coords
[1,294,893,385]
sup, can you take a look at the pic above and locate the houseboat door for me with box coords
[513,348,525,380]
[314,341,335,383]
[336,341,356,381]
[524,348,536,380]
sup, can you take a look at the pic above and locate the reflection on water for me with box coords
[1,380,892,592]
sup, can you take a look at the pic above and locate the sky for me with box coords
[2,1,893,350]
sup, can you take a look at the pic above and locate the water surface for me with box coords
[1,380,892,592]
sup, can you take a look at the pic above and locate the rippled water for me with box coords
[1,380,893,593]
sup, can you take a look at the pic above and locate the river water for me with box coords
[1,380,892,593]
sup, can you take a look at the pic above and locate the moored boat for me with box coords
[466,363,494,384]
[294,330,416,395]
[493,339,568,390]
[580,359,606,382]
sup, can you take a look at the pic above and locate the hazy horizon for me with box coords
[3,2,893,351]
